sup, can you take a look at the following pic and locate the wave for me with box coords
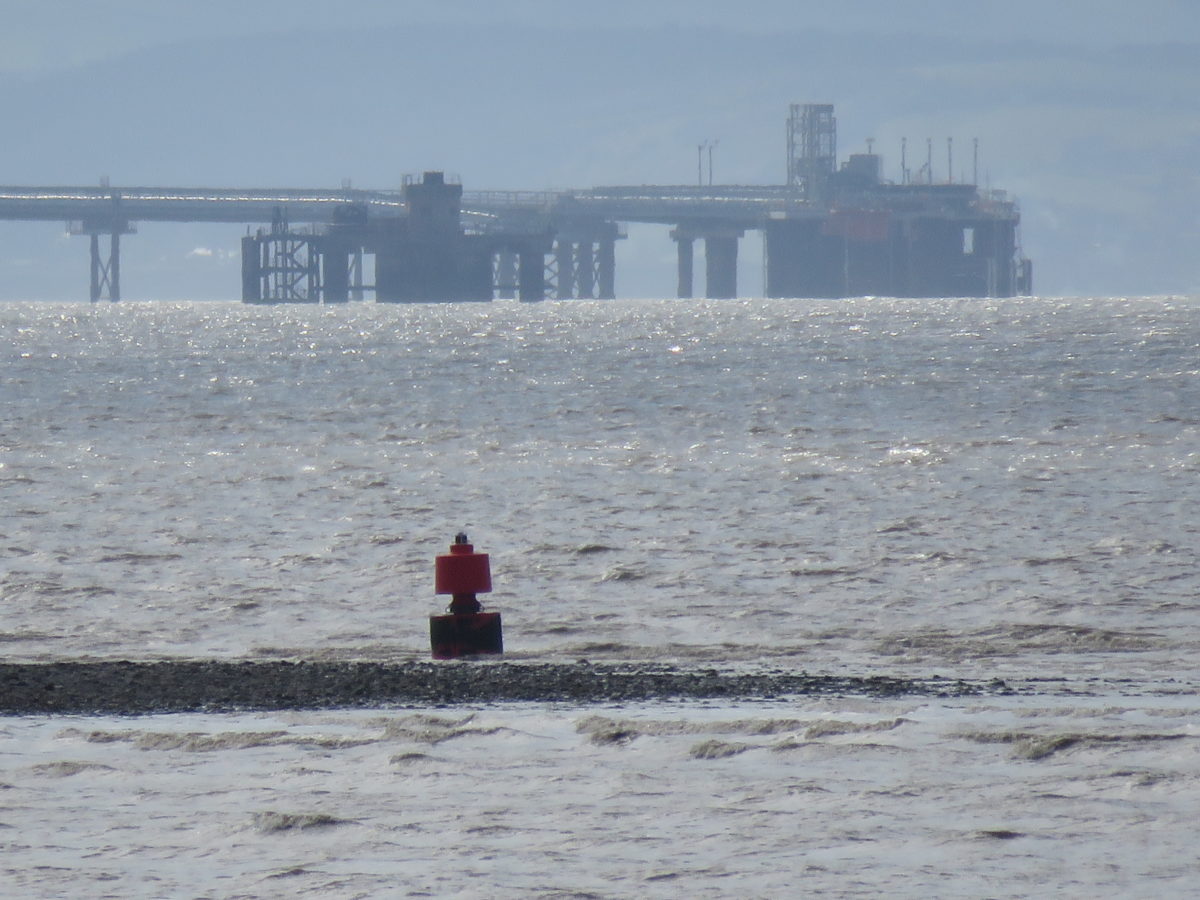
[252,811,351,833]
[875,623,1165,660]
[29,760,116,777]
[956,729,1191,760]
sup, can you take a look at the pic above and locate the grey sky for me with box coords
[3,0,1194,73]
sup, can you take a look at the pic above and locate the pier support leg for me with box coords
[321,238,350,304]
[518,248,545,302]
[577,241,595,298]
[111,233,120,302]
[764,220,844,298]
[494,251,518,299]
[553,240,574,299]
[89,231,121,302]
[597,237,615,299]
[89,235,100,303]
[460,241,495,300]
[1017,258,1033,296]
[374,245,403,302]
[674,234,694,299]
[242,229,322,302]
[705,234,737,299]
[551,224,619,299]
[241,235,262,302]
[350,247,364,301]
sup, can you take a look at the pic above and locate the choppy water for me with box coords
[3,296,1200,896]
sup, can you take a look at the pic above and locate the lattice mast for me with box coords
[786,103,837,202]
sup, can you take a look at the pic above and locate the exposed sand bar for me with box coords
[0,661,1006,714]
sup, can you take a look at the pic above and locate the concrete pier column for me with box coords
[89,234,101,303]
[495,251,518,299]
[460,241,495,300]
[321,238,350,304]
[705,234,738,299]
[597,237,615,299]
[518,248,545,302]
[673,233,694,298]
[241,235,262,302]
[577,241,595,298]
[553,240,574,299]
[350,247,364,301]
[374,243,404,302]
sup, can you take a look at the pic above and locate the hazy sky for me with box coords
[0,1,1196,298]
[4,0,1195,73]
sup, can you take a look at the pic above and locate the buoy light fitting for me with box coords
[430,532,503,659]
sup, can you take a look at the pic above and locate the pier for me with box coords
[0,105,1031,303]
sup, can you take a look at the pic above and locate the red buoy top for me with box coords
[435,532,492,596]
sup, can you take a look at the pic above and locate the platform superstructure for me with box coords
[0,104,1030,301]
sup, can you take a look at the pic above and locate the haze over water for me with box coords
[3,296,1199,896]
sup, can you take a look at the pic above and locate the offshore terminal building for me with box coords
[768,103,1031,299]
[0,104,1031,302]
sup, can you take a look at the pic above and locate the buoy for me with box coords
[430,532,503,659]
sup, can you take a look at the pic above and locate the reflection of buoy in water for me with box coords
[430,532,503,659]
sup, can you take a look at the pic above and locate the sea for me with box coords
[2,295,1199,898]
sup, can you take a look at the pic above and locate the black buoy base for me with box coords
[430,612,503,660]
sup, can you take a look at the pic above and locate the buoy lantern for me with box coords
[430,532,503,659]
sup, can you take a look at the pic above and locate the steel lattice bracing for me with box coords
[493,251,519,299]
[253,231,321,303]
[787,103,837,199]
[89,232,120,302]
[545,238,617,300]
[69,219,134,302]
